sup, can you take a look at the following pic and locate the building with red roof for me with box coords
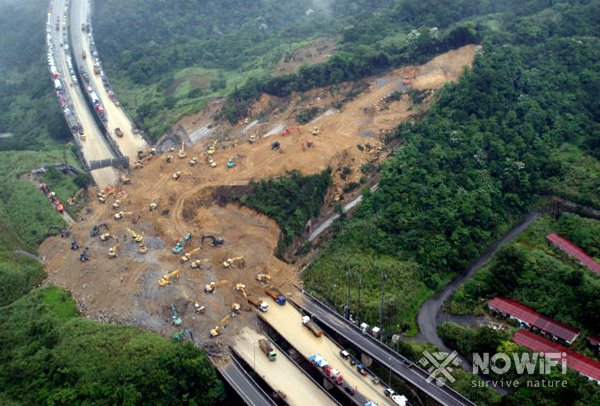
[546,233,600,275]
[513,330,600,384]
[587,336,600,355]
[487,297,580,345]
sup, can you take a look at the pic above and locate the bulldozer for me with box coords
[180,247,201,263]
[191,258,211,269]
[201,234,224,247]
[204,280,230,294]
[79,247,89,262]
[90,223,108,237]
[222,256,244,269]
[171,304,182,326]
[108,240,120,258]
[256,273,271,283]
[210,315,230,337]
[207,140,218,155]
[127,228,144,243]
[172,232,192,254]
[178,141,187,159]
[172,171,182,180]
[159,269,181,287]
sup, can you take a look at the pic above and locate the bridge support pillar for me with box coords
[361,353,373,368]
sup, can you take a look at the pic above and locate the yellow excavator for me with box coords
[114,211,133,220]
[205,280,231,293]
[207,140,218,155]
[138,244,148,254]
[108,239,120,258]
[231,303,241,314]
[159,269,181,287]
[189,300,205,314]
[181,247,201,263]
[178,141,187,159]
[256,273,271,283]
[112,199,122,209]
[100,232,112,241]
[189,156,199,166]
[127,228,144,243]
[312,124,321,136]
[222,256,245,269]
[210,315,230,337]
[191,258,211,269]
[97,186,116,203]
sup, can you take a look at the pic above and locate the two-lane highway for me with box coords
[299,292,476,406]
[219,356,278,406]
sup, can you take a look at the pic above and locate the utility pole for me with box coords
[356,274,362,324]
[346,269,352,319]
[379,271,387,329]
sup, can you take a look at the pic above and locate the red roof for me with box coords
[487,297,580,343]
[513,330,600,382]
[546,233,600,275]
[487,297,539,326]
[588,336,600,347]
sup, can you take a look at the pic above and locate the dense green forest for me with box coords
[304,0,600,334]
[449,214,600,333]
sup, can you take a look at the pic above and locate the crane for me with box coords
[159,269,181,286]
[108,239,120,258]
[201,234,224,247]
[210,315,230,337]
[191,258,211,269]
[126,228,144,243]
[204,280,231,293]
[181,247,201,263]
[222,256,244,269]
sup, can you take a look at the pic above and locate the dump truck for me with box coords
[302,315,323,337]
[265,287,286,305]
[248,297,269,312]
[259,339,277,361]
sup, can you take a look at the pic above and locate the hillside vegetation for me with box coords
[304,0,600,335]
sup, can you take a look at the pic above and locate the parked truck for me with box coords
[264,287,286,305]
[259,339,277,361]
[302,315,323,337]
[248,296,269,312]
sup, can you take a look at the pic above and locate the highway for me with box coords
[48,0,117,188]
[70,0,147,162]
[218,356,278,406]
[299,292,476,406]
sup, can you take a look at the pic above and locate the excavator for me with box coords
[189,156,199,166]
[189,300,205,314]
[165,154,173,163]
[97,186,116,203]
[112,199,122,209]
[126,228,144,243]
[227,157,236,168]
[171,305,182,326]
[191,258,211,269]
[99,232,112,242]
[222,256,244,269]
[178,141,187,159]
[172,232,192,254]
[71,237,80,250]
[159,269,181,286]
[180,247,201,263]
[210,315,230,337]
[137,244,148,254]
[67,188,84,205]
[114,211,133,220]
[312,124,321,136]
[204,280,230,294]
[207,140,218,155]
[256,273,271,283]
[172,329,192,341]
[90,223,108,237]
[172,171,182,180]
[79,247,89,262]
[208,159,217,168]
[201,234,224,247]
[47,225,70,238]
[108,239,120,258]
[231,303,241,314]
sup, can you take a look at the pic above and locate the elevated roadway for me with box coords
[218,356,278,406]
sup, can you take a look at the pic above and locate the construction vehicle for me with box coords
[191,258,211,269]
[256,273,271,283]
[227,157,236,168]
[231,303,241,314]
[280,126,301,136]
[47,225,70,238]
[127,228,144,243]
[189,300,205,314]
[137,244,148,254]
[210,315,230,337]
[271,141,281,150]
[172,232,192,254]
[207,140,218,155]
[112,199,122,209]
[165,154,173,163]
[149,202,158,211]
[108,240,120,258]
[99,232,112,242]
[259,338,277,361]
[208,159,217,168]
[120,174,130,184]
[309,354,343,385]
[312,124,321,136]
[236,284,268,312]
[356,363,368,376]
[159,269,181,286]
[178,142,186,159]
[172,171,182,180]
[172,329,192,341]
[265,287,286,305]
[114,211,133,220]
[71,237,80,250]
[115,128,124,138]
[180,247,201,263]
[204,280,230,294]
[248,133,258,144]
[201,234,224,247]
[189,157,199,166]
[79,247,89,262]
[82,50,86,59]
[302,315,324,337]
[67,189,84,205]
[90,223,108,237]
[171,305,182,326]
[97,186,116,203]
[222,256,244,269]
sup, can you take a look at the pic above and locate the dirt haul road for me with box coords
[39,45,476,353]
[233,327,337,406]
